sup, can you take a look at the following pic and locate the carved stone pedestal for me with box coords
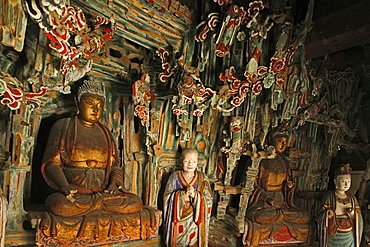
[243,219,315,247]
[28,207,162,247]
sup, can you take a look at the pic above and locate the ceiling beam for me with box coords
[305,1,370,59]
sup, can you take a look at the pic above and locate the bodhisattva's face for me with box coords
[273,137,288,154]
[334,174,351,192]
[182,152,198,174]
[78,93,105,127]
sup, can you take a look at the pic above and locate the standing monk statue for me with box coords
[163,148,213,247]
[40,78,157,242]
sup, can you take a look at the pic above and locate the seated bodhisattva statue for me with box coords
[243,132,313,246]
[40,79,157,242]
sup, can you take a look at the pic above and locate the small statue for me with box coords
[243,132,312,246]
[163,148,213,246]
[318,163,363,247]
[40,78,156,242]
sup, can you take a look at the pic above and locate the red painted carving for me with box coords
[0,86,23,110]
[25,0,115,85]
[195,13,221,42]
[172,63,215,116]
[213,0,232,6]
[0,72,48,110]
[132,74,155,126]
[156,48,175,83]
[0,85,48,111]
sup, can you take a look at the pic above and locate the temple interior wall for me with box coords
[1,0,370,246]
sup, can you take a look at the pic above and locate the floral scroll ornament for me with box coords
[213,0,232,6]
[215,1,265,57]
[269,57,287,76]
[244,19,290,97]
[0,72,48,110]
[216,58,288,112]
[132,74,155,127]
[195,1,265,57]
[215,5,248,57]
[156,48,175,83]
[25,0,115,86]
[216,66,267,112]
[172,64,215,116]
[195,13,221,42]
[0,85,22,110]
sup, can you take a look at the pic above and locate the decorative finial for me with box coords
[77,77,105,101]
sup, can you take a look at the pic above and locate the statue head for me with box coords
[334,163,352,192]
[76,78,105,127]
[269,132,288,154]
[181,148,198,174]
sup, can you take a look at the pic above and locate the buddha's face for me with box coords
[182,152,198,174]
[77,93,104,126]
[273,136,288,154]
[334,174,351,192]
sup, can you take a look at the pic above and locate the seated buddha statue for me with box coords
[39,78,157,242]
[243,132,312,246]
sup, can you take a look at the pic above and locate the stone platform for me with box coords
[27,206,162,247]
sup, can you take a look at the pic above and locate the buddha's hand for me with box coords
[104,183,123,194]
[60,185,78,203]
[186,186,195,199]
[265,197,275,207]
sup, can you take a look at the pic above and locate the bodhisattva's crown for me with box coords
[77,78,105,101]
[335,163,352,176]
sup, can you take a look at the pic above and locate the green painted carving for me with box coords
[0,0,27,52]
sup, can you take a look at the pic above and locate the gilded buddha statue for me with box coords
[243,132,313,246]
[39,78,158,242]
